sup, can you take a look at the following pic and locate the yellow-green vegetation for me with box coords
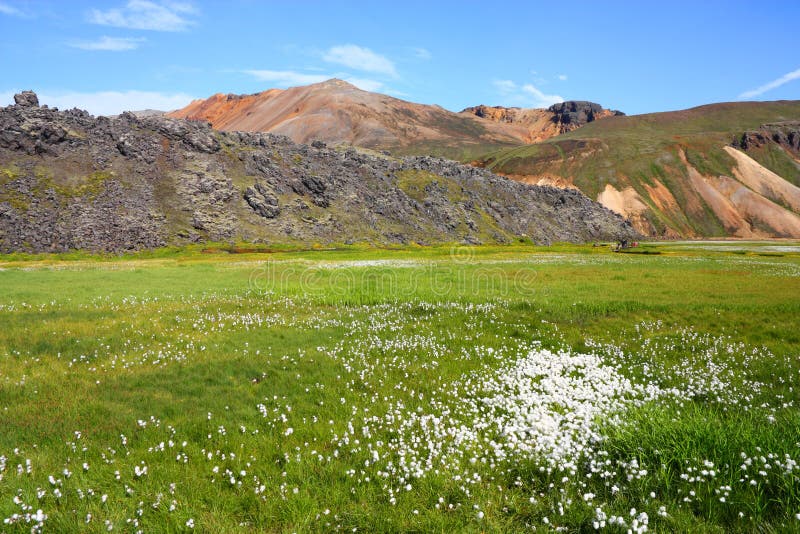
[0,165,22,182]
[49,171,116,199]
[392,140,516,162]
[0,165,30,211]
[394,170,516,242]
[16,168,118,202]
[395,169,464,203]
[1,242,799,532]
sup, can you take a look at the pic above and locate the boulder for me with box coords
[14,91,39,108]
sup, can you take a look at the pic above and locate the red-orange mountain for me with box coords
[167,79,619,159]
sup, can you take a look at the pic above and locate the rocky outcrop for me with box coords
[14,91,39,108]
[460,101,624,142]
[734,122,800,155]
[0,92,638,252]
[461,105,520,123]
[244,183,280,219]
[548,101,625,132]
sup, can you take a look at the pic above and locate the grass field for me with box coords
[1,242,799,532]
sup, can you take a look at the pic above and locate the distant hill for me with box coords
[0,92,637,253]
[459,101,623,143]
[475,101,800,238]
[168,79,619,160]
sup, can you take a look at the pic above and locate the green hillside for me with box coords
[476,101,800,237]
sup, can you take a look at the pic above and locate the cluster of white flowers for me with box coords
[2,285,798,530]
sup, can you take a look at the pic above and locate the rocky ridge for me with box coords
[460,101,624,142]
[547,101,625,131]
[734,122,800,156]
[0,92,637,253]
[169,80,624,157]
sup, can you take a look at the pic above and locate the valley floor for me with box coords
[0,242,799,532]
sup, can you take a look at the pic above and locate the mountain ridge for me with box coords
[168,79,621,160]
[0,92,637,253]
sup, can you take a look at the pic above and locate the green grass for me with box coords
[0,243,799,532]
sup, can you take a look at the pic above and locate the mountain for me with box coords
[170,79,800,238]
[475,101,800,238]
[168,79,619,160]
[460,101,623,143]
[167,79,520,160]
[0,92,637,253]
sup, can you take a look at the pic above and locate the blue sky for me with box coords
[1,0,799,116]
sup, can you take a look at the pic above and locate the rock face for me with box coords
[734,122,800,155]
[464,105,519,123]
[548,101,625,130]
[0,92,638,253]
[14,91,39,108]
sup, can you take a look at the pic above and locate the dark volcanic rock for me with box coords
[244,183,280,218]
[14,91,39,108]
[0,97,639,252]
[735,122,800,154]
[548,101,624,127]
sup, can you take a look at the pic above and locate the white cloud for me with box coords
[557,74,568,81]
[739,67,800,99]
[493,79,518,94]
[492,79,564,108]
[323,44,398,77]
[89,1,197,31]
[70,36,145,51]
[343,77,383,92]
[1,90,196,115]
[243,70,330,87]
[243,70,386,93]
[521,83,564,107]
[0,2,23,16]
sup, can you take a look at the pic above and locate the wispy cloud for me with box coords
[493,80,517,93]
[2,90,196,115]
[342,77,384,92]
[243,70,330,87]
[70,36,145,51]
[739,67,800,99]
[412,47,432,60]
[243,69,386,93]
[0,2,23,16]
[323,44,398,78]
[557,74,568,81]
[89,1,197,32]
[493,79,564,108]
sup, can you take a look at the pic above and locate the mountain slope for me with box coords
[168,80,620,161]
[0,93,637,253]
[475,101,800,238]
[168,79,522,160]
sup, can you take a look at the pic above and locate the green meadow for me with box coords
[1,242,799,532]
